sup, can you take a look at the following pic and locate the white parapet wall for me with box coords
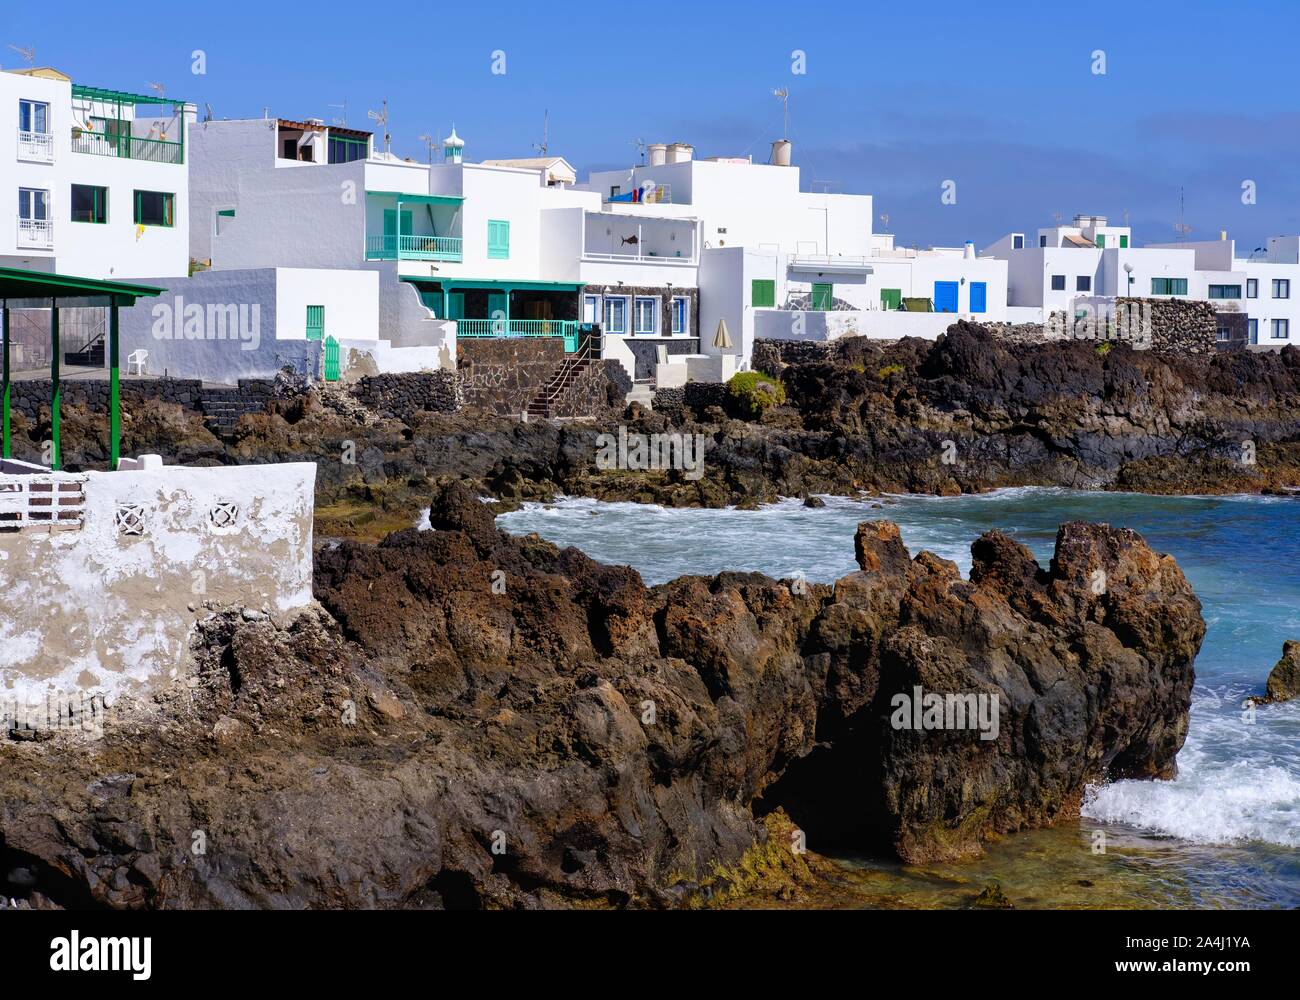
[0,459,316,708]
[754,309,958,342]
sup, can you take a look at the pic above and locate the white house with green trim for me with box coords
[3,66,193,280]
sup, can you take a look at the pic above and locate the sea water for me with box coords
[497,489,1300,908]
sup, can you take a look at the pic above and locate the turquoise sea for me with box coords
[498,489,1300,908]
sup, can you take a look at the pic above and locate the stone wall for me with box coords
[652,381,728,415]
[623,337,702,381]
[456,338,569,415]
[348,371,461,420]
[7,378,205,420]
[1116,297,1217,356]
[1214,310,1249,353]
[752,339,834,372]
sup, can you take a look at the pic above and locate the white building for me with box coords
[3,67,192,279]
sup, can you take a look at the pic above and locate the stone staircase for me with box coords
[200,387,268,436]
[625,382,654,409]
[525,330,602,419]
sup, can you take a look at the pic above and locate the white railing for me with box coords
[17,218,54,248]
[582,250,696,265]
[17,129,55,162]
[788,254,872,268]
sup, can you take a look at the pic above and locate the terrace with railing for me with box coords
[364,234,463,262]
[456,318,580,352]
[69,84,186,166]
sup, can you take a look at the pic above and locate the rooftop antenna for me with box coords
[1174,187,1191,240]
[773,87,790,137]
[533,110,549,157]
[7,44,36,65]
[203,102,214,123]
[632,138,647,164]
[328,100,348,126]
[879,212,890,233]
[147,81,166,100]
[419,133,435,165]
[367,99,390,155]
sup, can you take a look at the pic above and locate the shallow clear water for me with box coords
[498,489,1300,908]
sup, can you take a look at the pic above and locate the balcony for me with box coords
[16,129,54,162]
[17,219,54,249]
[365,234,463,262]
[456,318,579,351]
[71,129,184,165]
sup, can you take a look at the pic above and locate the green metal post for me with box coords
[109,298,120,469]
[2,302,9,459]
[50,298,60,470]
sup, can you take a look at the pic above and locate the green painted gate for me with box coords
[324,335,340,381]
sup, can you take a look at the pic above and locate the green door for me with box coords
[323,336,340,381]
[305,304,324,341]
[446,292,465,320]
[811,282,833,311]
[487,291,507,324]
[880,288,902,311]
[382,209,413,255]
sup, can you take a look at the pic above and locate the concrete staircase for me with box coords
[625,382,654,409]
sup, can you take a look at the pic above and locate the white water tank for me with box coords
[666,142,694,163]
[770,139,792,166]
[648,143,667,166]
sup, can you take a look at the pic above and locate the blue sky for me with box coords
[7,0,1299,250]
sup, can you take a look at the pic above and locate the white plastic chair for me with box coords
[126,350,148,376]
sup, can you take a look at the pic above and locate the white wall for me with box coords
[273,267,378,341]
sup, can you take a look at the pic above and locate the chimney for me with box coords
[1220,230,1228,241]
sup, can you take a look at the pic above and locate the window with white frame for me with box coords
[18,99,49,134]
[634,296,658,335]
[583,294,600,324]
[1272,319,1289,339]
[671,296,689,334]
[1247,278,1258,299]
[1273,279,1291,299]
[18,187,49,220]
[604,296,628,334]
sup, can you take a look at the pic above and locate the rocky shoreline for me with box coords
[0,483,1203,909]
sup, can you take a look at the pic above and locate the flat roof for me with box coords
[0,267,164,305]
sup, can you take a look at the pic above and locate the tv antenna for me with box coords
[7,44,35,65]
[147,81,166,100]
[367,99,390,155]
[533,110,549,156]
[203,102,214,123]
[879,212,890,232]
[328,100,348,126]
[632,137,647,164]
[1173,187,1191,240]
[773,87,790,137]
[419,133,436,164]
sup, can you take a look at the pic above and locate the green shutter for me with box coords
[751,279,775,307]
[880,288,902,311]
[1095,234,1105,248]
[1119,235,1128,248]
[446,293,465,320]
[306,305,324,341]
[487,219,510,259]
[811,283,833,311]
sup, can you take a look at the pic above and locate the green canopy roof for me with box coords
[0,267,163,305]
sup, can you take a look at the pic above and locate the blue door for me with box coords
[934,281,959,313]
[969,281,987,313]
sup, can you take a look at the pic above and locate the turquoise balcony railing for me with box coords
[364,234,463,261]
[456,318,579,352]
[70,129,184,164]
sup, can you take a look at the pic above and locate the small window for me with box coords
[1208,285,1242,300]
[1273,278,1290,299]
[634,296,658,334]
[609,186,621,198]
[19,99,50,134]
[752,279,776,307]
[1095,234,1106,249]
[1247,278,1258,299]
[1012,235,1024,250]
[18,187,49,220]
[327,135,367,164]
[134,190,175,227]
[487,219,510,259]
[1151,277,1188,296]
[306,305,324,341]
[1050,274,1066,291]
[1272,319,1289,339]
[1040,235,1048,247]
[1076,275,1091,292]
[604,296,628,334]
[1248,318,1259,342]
[71,184,108,224]
[1119,235,1129,248]
[1216,327,1230,342]
[671,296,689,334]
[583,294,600,324]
